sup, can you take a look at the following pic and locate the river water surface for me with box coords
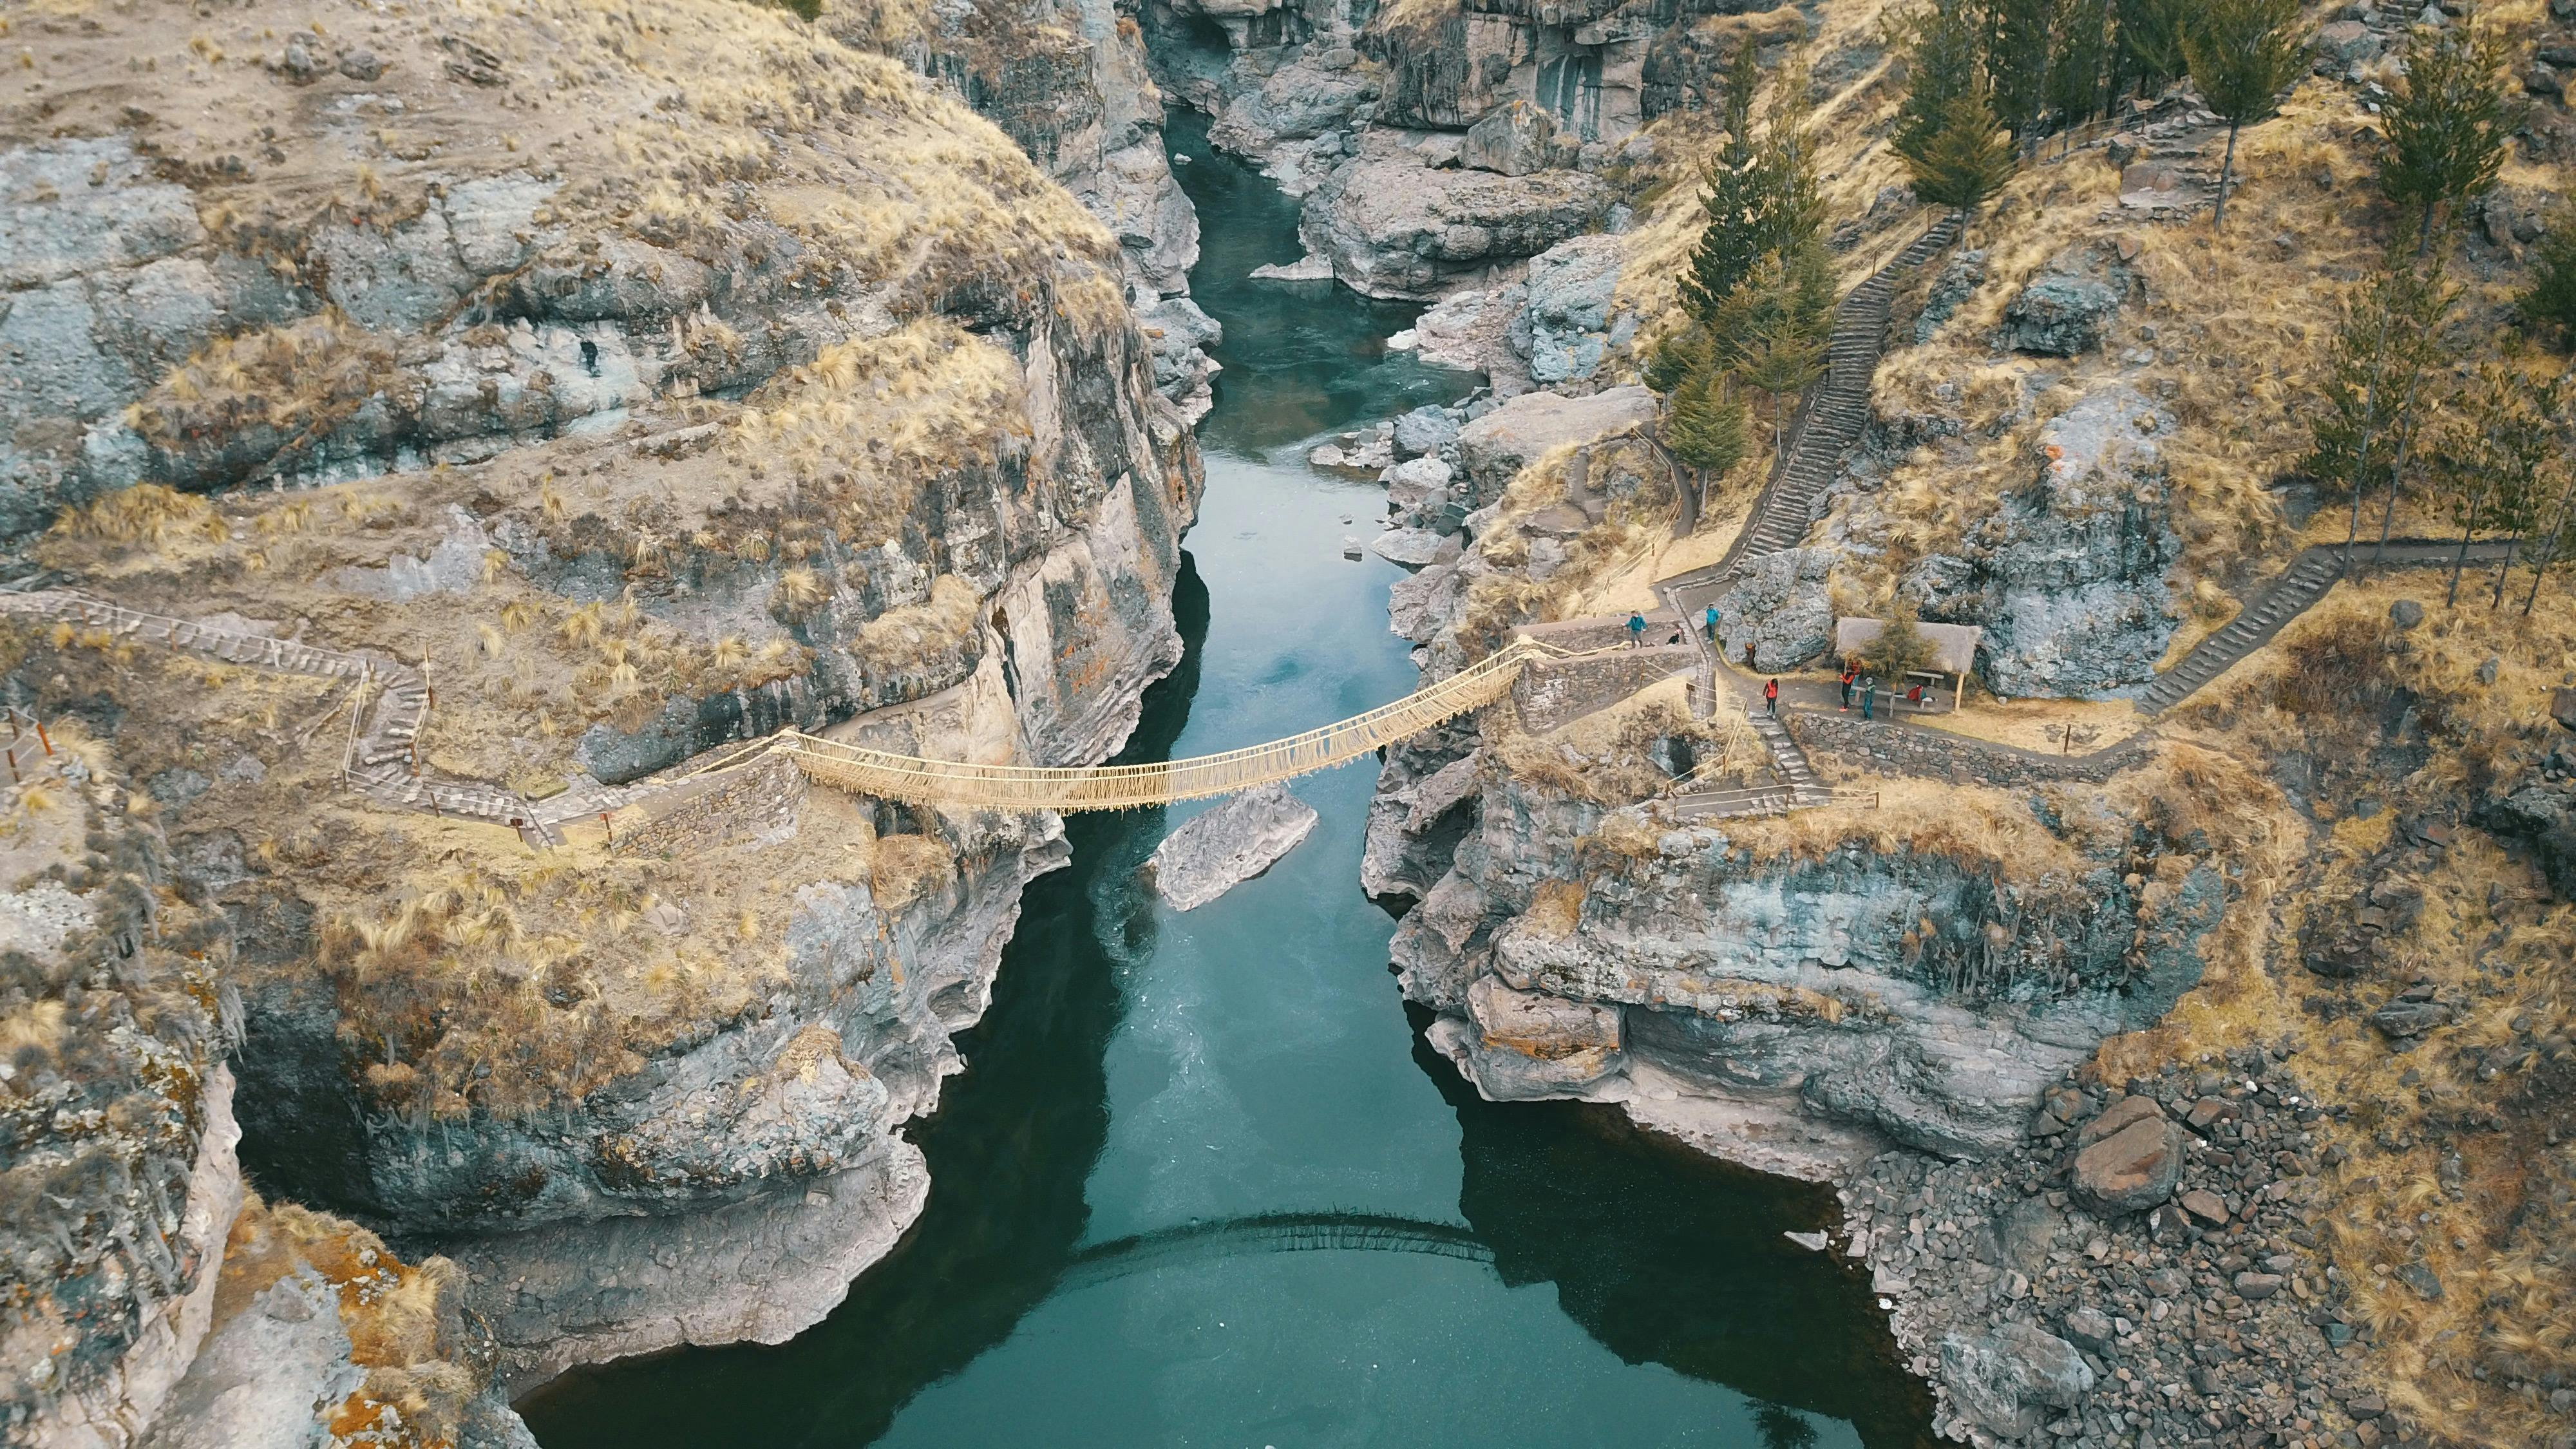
[521,116,1931,1449]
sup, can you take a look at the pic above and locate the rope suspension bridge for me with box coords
[0,585,1607,824]
[775,636,1581,811]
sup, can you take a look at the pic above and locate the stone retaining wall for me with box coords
[1786,710,2154,786]
[1512,645,1698,733]
[618,753,809,857]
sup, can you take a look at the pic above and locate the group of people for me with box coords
[1615,607,1924,721]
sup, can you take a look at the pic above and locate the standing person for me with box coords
[1743,641,1757,669]
[1839,663,1856,711]
[1764,677,1779,714]
[1704,604,1721,641]
[1625,611,1646,649]
[1907,682,1924,712]
[1860,675,1878,721]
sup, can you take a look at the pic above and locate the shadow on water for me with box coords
[1420,1014,1938,1449]
[519,563,1213,1449]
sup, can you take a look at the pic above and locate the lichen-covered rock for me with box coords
[1146,783,1321,910]
[1519,233,1629,385]
[1903,383,2182,697]
[1455,384,1658,506]
[1461,100,1577,176]
[1938,1322,2096,1438]
[1999,248,2130,355]
[1302,138,1615,300]
[1709,547,1834,672]
[1913,248,1988,345]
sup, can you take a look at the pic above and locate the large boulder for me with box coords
[2070,1104,2184,1215]
[1392,404,1461,460]
[1939,1323,2097,1439]
[1454,384,1657,506]
[1902,383,2181,697]
[1519,233,1629,384]
[1303,143,1615,300]
[2000,247,2129,355]
[1709,547,1833,672]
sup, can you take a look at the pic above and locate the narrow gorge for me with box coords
[9,1,2576,1448]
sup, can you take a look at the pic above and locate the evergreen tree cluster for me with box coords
[1654,44,1838,512]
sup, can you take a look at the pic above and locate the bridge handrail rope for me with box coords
[0,583,1613,820]
[772,636,1600,810]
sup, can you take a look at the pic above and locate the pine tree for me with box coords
[2045,0,2116,153]
[2519,446,2576,616]
[2379,27,2518,256]
[2179,0,2307,229]
[1665,365,1753,516]
[1757,53,1826,261]
[1893,1,1985,161]
[2307,251,2452,572]
[1722,252,1833,468]
[1680,44,1771,324]
[1643,325,1712,396]
[1863,603,1942,680]
[1983,0,2058,147]
[2526,213,2576,352]
[1905,89,2020,214]
[2432,358,2560,607]
[2116,0,2190,98]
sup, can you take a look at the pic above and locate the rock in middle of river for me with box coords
[1146,783,1321,911]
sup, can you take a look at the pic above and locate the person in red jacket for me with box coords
[1839,665,1857,711]
[1764,677,1780,714]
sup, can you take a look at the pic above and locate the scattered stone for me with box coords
[2369,998,2451,1038]
[2179,1189,2231,1226]
[2235,1271,2286,1300]
[2060,1305,2116,1353]
[2389,598,2426,630]
[1784,1230,1829,1251]
[1146,784,1321,911]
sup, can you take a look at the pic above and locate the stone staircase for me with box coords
[1663,213,1966,618]
[1648,214,1962,806]
[2136,539,2521,715]
[1671,705,1832,820]
[0,590,539,831]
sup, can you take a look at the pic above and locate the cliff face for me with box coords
[0,726,247,1449]
[869,0,1222,421]
[1388,762,2225,1175]
[5,0,1204,1416]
